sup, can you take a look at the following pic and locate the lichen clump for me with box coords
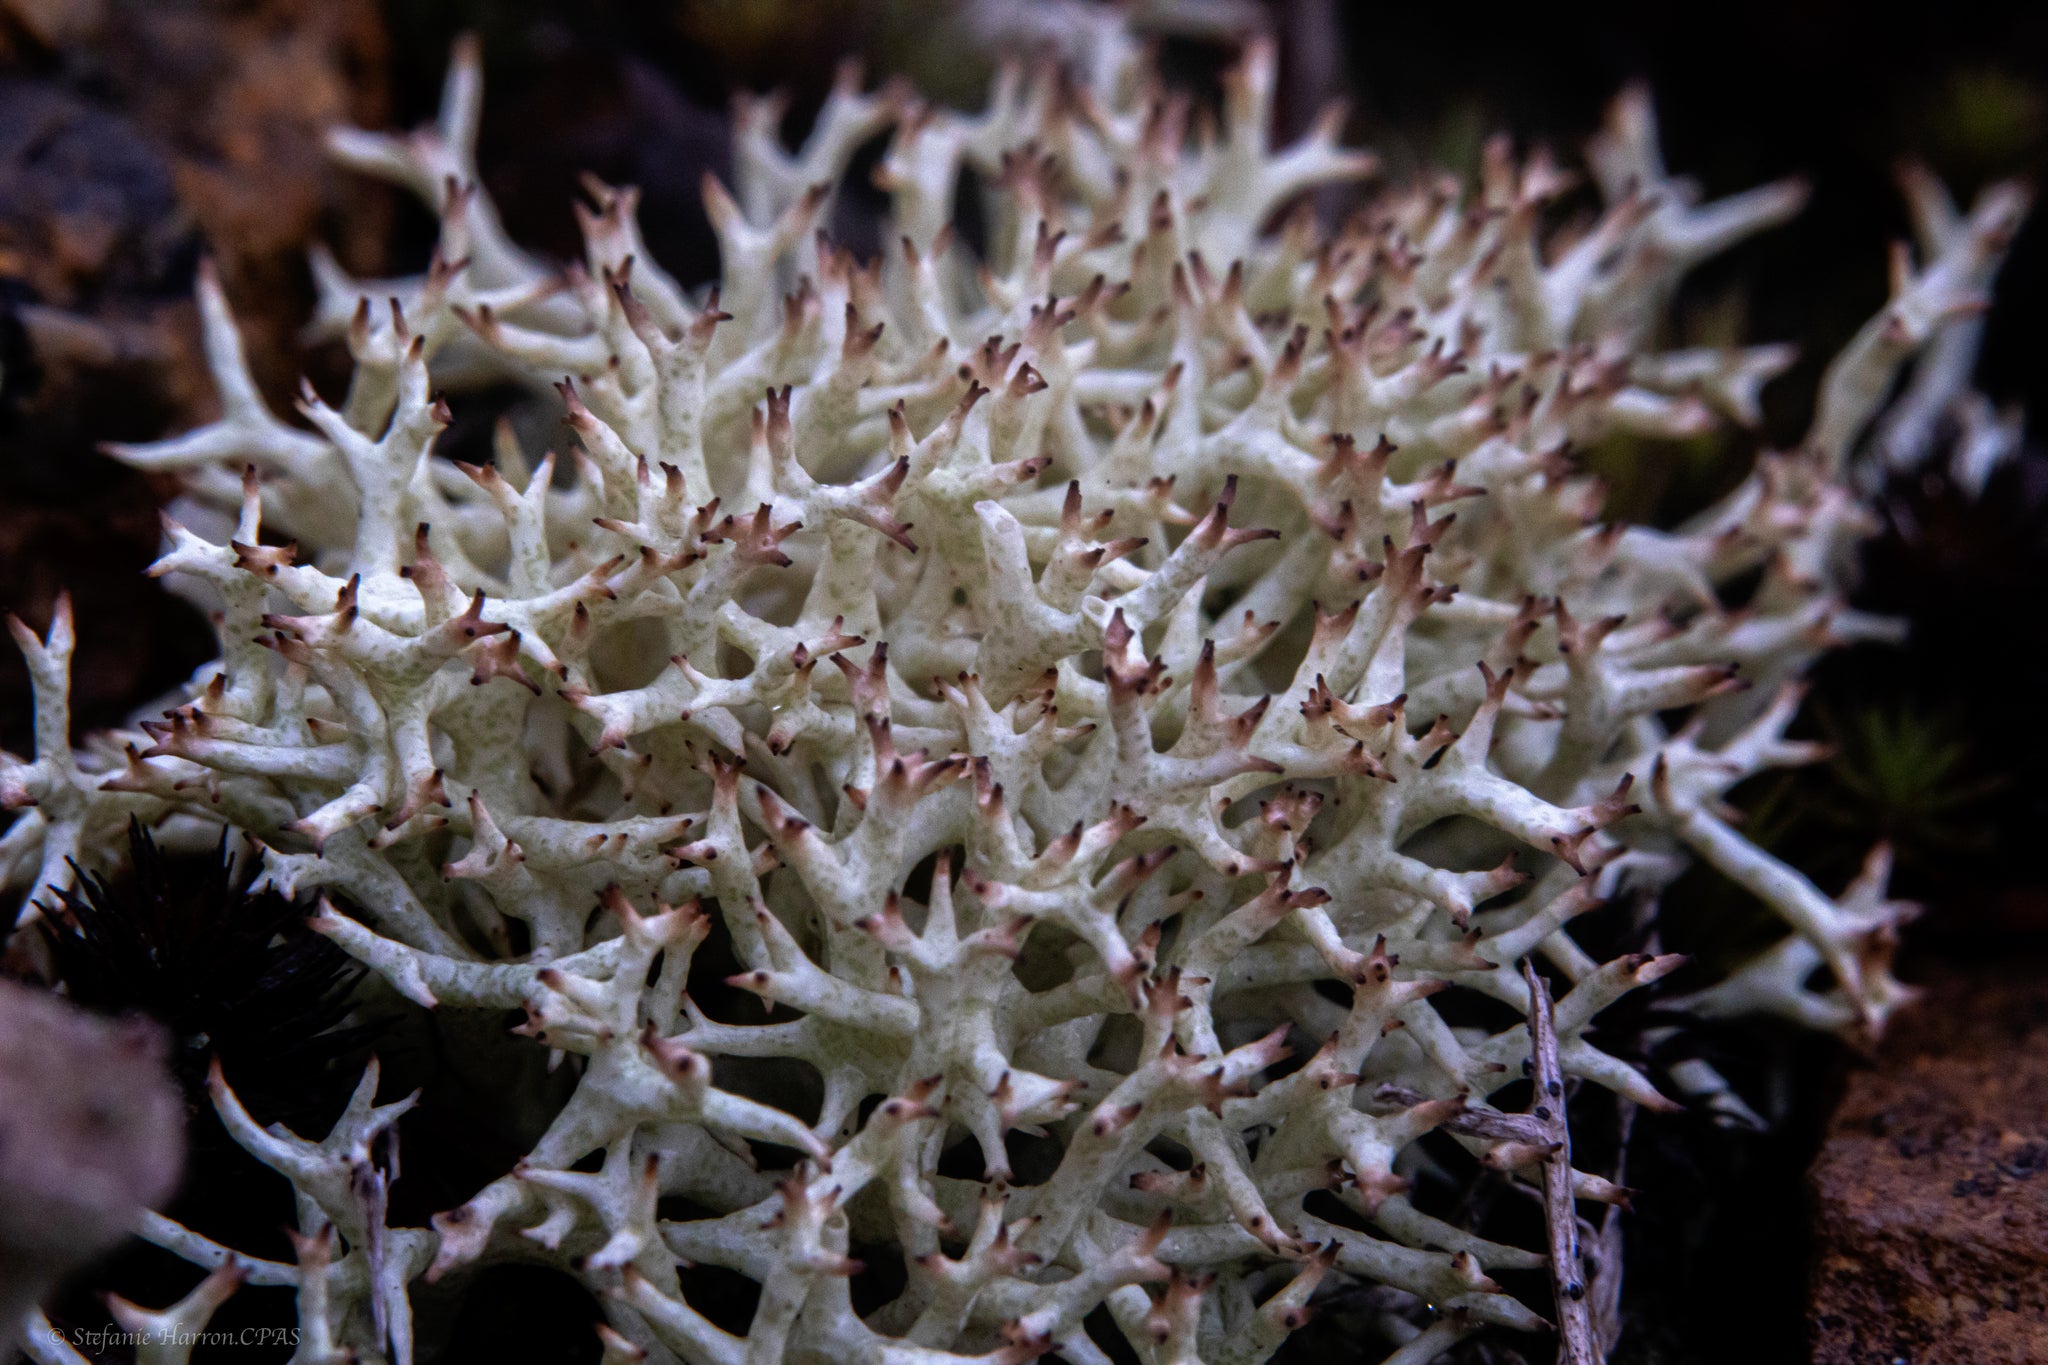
[0,13,2027,1365]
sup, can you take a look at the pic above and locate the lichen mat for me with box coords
[0,8,2029,1364]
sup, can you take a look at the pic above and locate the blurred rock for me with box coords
[0,77,205,490]
[0,84,214,751]
[1,0,388,753]
[0,78,189,307]
[0,977,186,1339]
[1,0,392,445]
[0,0,98,60]
[90,0,392,401]
[1810,959,2048,1362]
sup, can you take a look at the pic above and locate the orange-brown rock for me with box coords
[1810,958,2048,1363]
[2,0,390,408]
[1,0,391,754]
[92,0,392,403]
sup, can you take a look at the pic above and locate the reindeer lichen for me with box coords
[1,11,2028,1364]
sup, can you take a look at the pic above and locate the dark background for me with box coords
[2,1,2044,1360]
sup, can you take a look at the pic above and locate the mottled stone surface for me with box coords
[1810,958,2048,1363]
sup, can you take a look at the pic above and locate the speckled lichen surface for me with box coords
[0,7,2028,1363]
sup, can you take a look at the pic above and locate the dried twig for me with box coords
[1585,1099,1635,1355]
[1524,958,1599,1365]
[1372,1083,1551,1146]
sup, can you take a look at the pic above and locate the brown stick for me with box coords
[1523,957,1599,1365]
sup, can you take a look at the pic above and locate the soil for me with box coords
[1810,958,2048,1363]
